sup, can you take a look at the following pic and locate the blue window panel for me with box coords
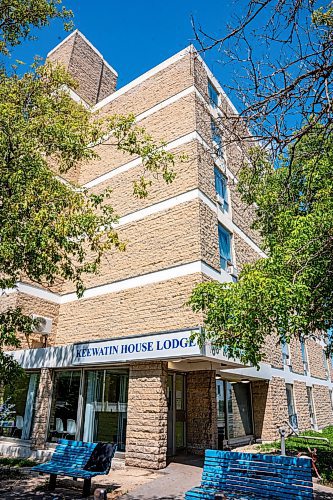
[211,119,223,157]
[218,224,231,270]
[214,167,229,211]
[208,80,219,107]
[300,340,306,362]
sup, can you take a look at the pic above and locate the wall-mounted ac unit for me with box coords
[227,263,239,278]
[216,194,225,210]
[285,358,292,367]
[32,315,52,335]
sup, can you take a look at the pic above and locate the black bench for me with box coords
[32,439,117,497]
[185,449,313,499]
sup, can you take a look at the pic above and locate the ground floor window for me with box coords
[307,386,316,429]
[286,383,298,429]
[216,379,253,446]
[82,369,128,451]
[47,368,128,451]
[1,372,40,440]
[48,370,81,442]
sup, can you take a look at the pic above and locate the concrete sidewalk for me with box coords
[120,457,204,500]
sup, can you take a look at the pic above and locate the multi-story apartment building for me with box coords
[1,31,333,469]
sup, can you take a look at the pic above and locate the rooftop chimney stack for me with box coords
[47,30,118,105]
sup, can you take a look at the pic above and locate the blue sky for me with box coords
[8,0,235,97]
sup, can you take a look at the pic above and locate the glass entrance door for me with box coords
[167,373,186,456]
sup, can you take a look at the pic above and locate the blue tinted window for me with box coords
[208,80,219,107]
[218,224,231,270]
[211,119,223,156]
[214,167,229,211]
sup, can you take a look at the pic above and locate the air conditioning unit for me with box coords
[285,358,292,367]
[216,194,225,210]
[227,263,239,278]
[32,315,52,335]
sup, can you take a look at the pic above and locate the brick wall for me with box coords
[48,31,117,105]
[60,201,202,294]
[289,338,304,375]
[30,368,53,449]
[99,52,193,119]
[186,370,218,454]
[90,141,199,218]
[252,378,289,441]
[312,385,333,429]
[307,340,327,379]
[125,361,168,469]
[56,274,203,345]
[261,334,283,369]
[293,381,311,430]
[78,93,196,185]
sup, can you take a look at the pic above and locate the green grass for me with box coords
[257,426,333,485]
[0,456,38,467]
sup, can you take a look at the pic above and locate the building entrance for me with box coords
[167,373,186,456]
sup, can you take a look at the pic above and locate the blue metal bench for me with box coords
[32,439,117,497]
[185,450,313,499]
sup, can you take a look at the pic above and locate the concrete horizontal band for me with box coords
[2,260,232,305]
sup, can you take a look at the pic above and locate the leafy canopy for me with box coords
[188,128,333,367]
[0,0,73,55]
[0,2,178,384]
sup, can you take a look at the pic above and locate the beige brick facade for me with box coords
[30,369,53,449]
[125,361,168,469]
[2,32,333,469]
[187,371,218,454]
[252,378,289,441]
[312,385,333,429]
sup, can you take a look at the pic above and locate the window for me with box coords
[218,224,232,271]
[281,342,291,369]
[83,369,128,451]
[285,384,298,429]
[1,372,40,440]
[48,370,81,442]
[307,387,317,429]
[214,167,229,212]
[216,380,253,448]
[208,80,219,107]
[211,119,223,157]
[322,350,330,380]
[300,339,309,376]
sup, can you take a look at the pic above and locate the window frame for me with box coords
[218,223,232,271]
[208,80,219,108]
[214,166,229,212]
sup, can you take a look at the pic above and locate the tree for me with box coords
[0,2,177,384]
[188,128,333,367]
[188,1,333,365]
[0,0,73,55]
[192,1,332,163]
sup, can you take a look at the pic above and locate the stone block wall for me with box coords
[186,370,218,454]
[48,31,117,105]
[125,361,168,469]
[312,385,333,429]
[293,381,312,430]
[56,274,203,345]
[289,338,305,375]
[252,378,289,441]
[307,340,327,379]
[30,368,53,449]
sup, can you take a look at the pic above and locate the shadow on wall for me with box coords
[7,344,73,370]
